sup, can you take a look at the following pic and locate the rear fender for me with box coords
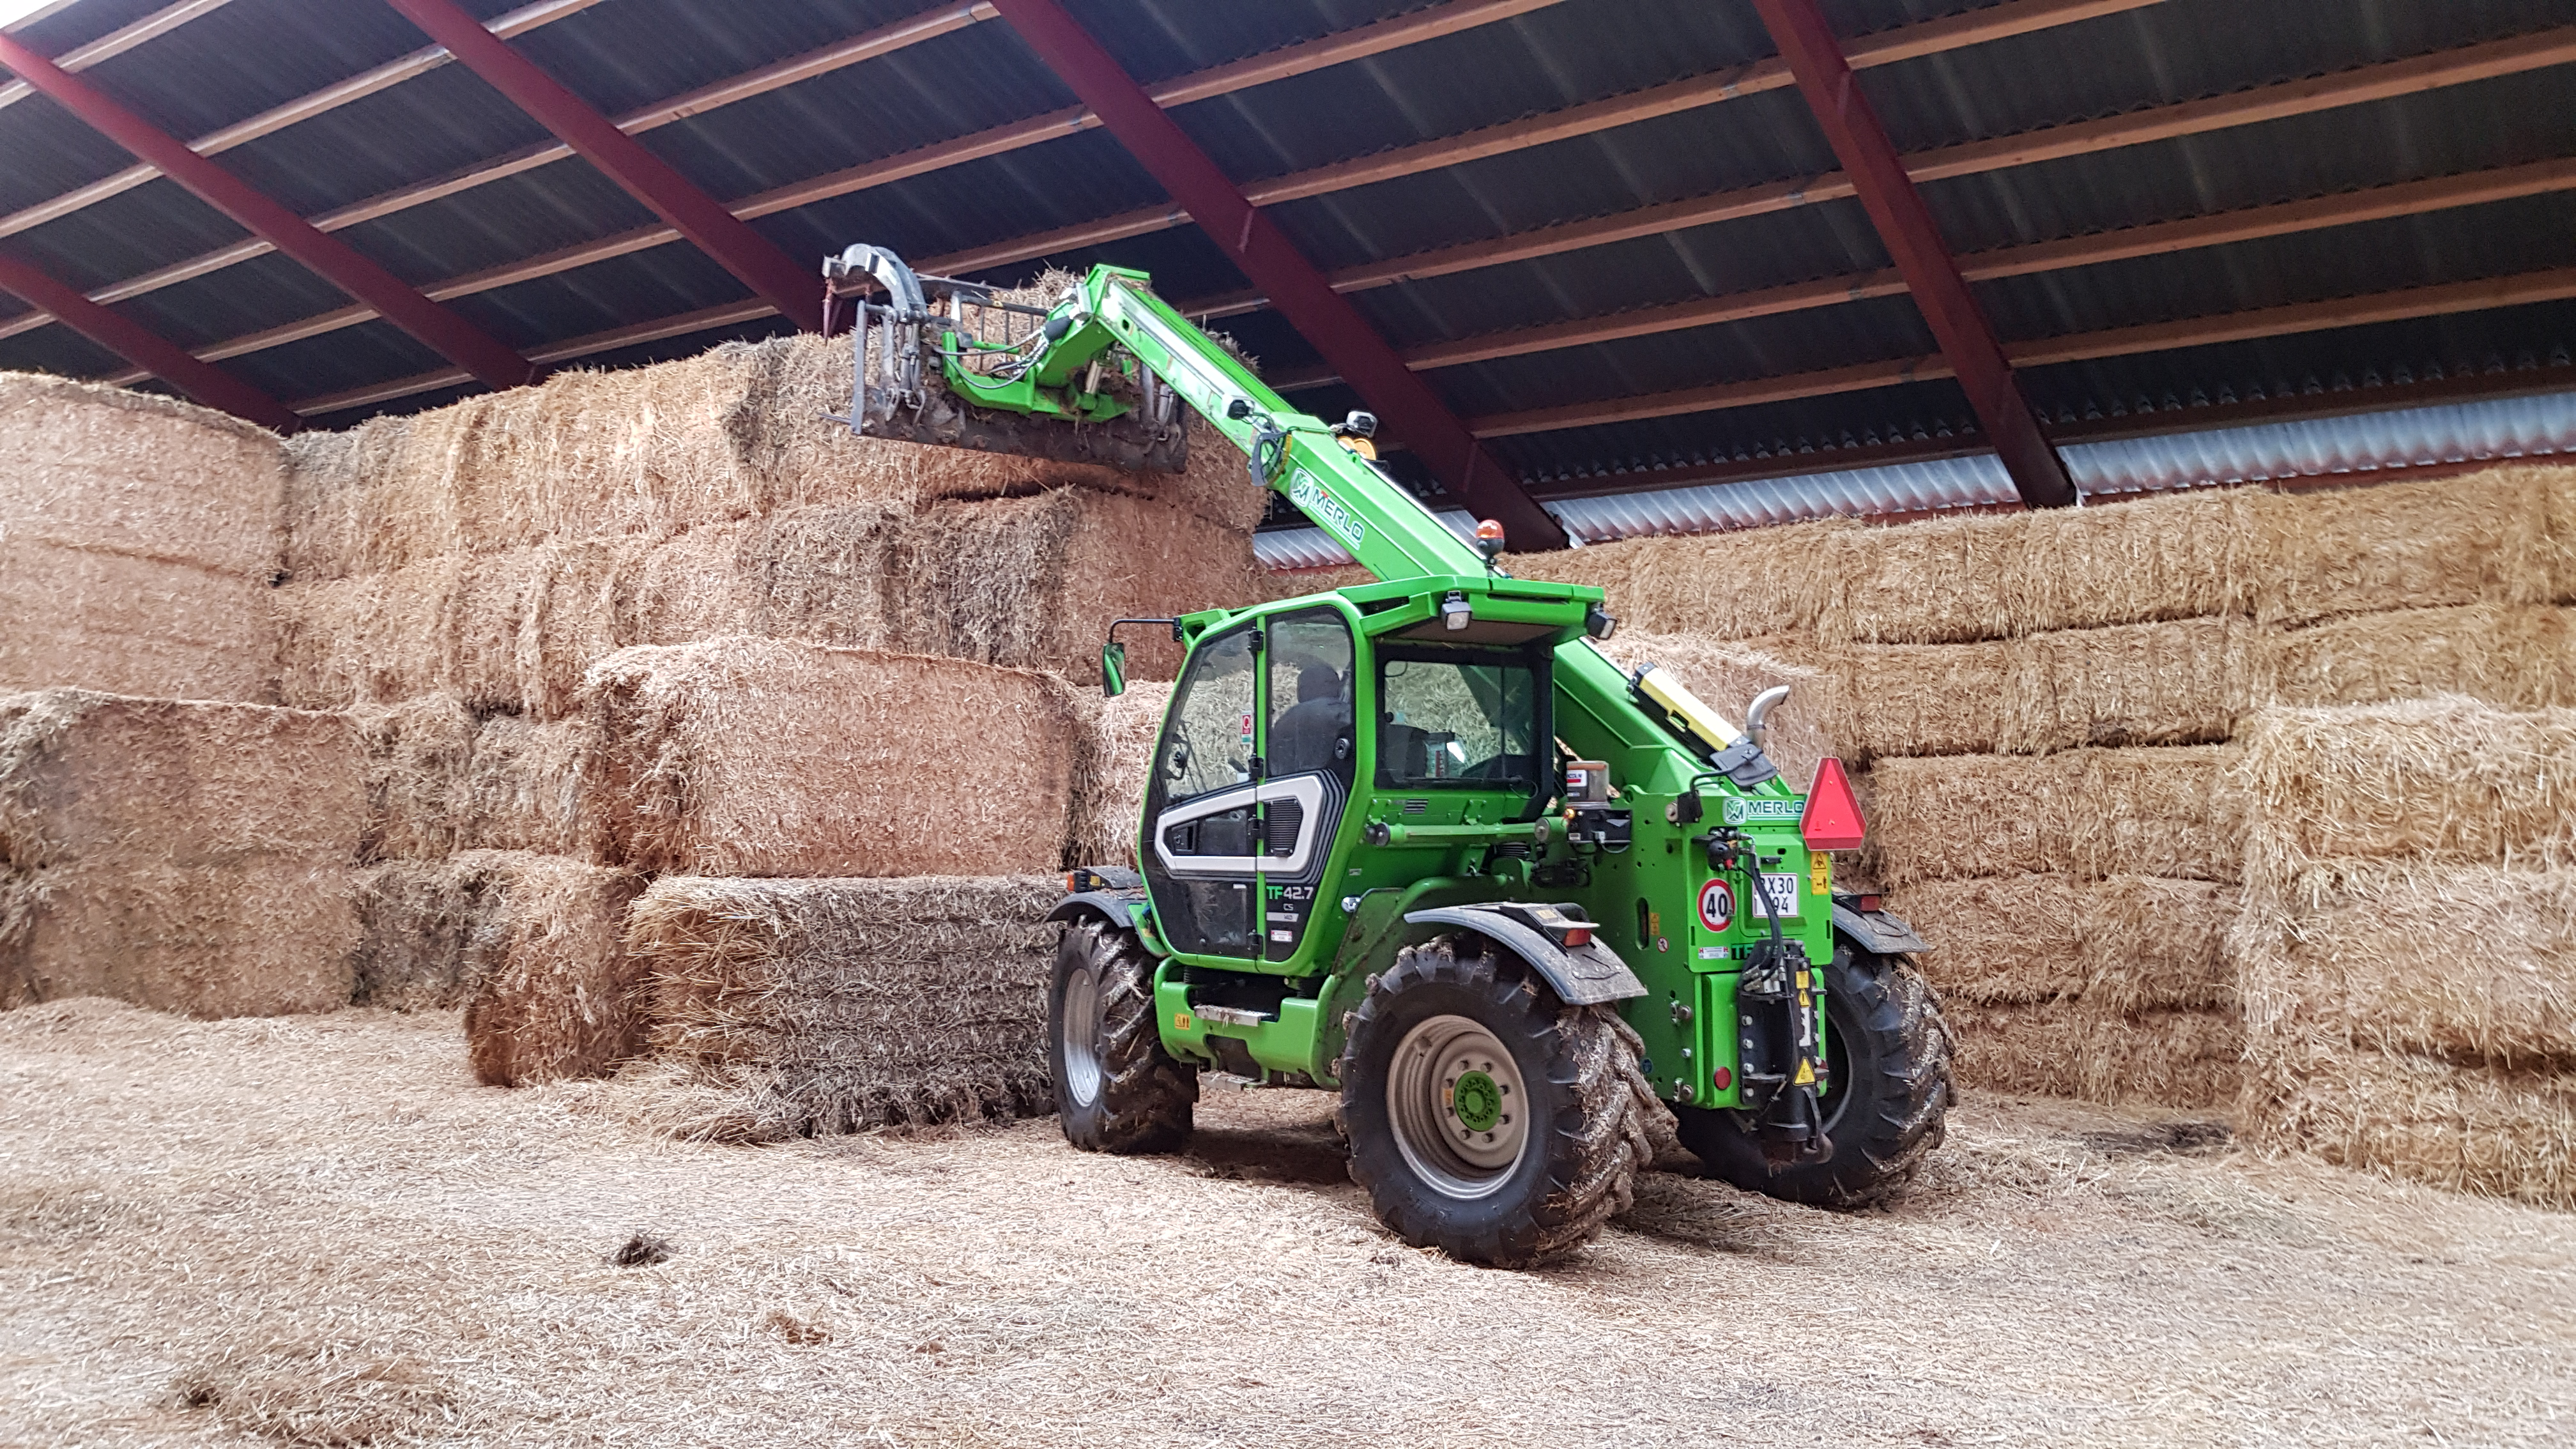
[1050,890,1150,934]
[1832,901,1930,956]
[1402,905,1646,1006]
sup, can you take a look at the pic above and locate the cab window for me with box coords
[1377,648,1540,790]
[1160,626,1257,805]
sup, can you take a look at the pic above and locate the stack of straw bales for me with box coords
[2232,698,2576,1204]
[0,374,285,702]
[252,328,1259,1097]
[2,690,362,1017]
[1508,463,2576,1113]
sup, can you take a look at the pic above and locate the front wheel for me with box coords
[1676,945,1952,1207]
[1335,935,1655,1267]
[1050,917,1195,1153]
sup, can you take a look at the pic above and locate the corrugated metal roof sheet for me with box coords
[1254,385,2576,566]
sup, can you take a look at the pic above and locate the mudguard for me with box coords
[1402,905,1647,1006]
[1050,889,1150,933]
[1832,901,1931,956]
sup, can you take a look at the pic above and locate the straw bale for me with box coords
[280,337,1258,581]
[1896,875,2087,1004]
[349,858,478,1011]
[583,638,1077,877]
[349,694,476,861]
[2542,461,2576,601]
[1896,873,2235,1013]
[0,690,361,1016]
[462,712,610,859]
[0,370,283,578]
[273,555,462,712]
[1834,638,2016,760]
[2005,615,2257,754]
[1261,564,1377,600]
[0,538,277,702]
[2071,745,2243,883]
[1066,680,1171,869]
[627,874,1059,1138]
[1822,509,2026,645]
[1513,517,1851,636]
[1867,754,2087,886]
[2243,1042,2576,1206]
[2237,862,2576,1068]
[2250,468,2554,627]
[1607,631,1839,790]
[1945,1000,2242,1108]
[2269,602,2568,712]
[456,851,648,1087]
[2232,696,2576,879]
[2009,487,2256,635]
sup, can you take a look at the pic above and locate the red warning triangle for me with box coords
[1800,756,1866,852]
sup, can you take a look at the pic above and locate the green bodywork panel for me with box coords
[948,265,1838,1107]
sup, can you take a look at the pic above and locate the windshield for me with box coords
[1160,625,1257,806]
[1377,649,1540,790]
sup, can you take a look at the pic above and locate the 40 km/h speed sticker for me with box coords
[1697,878,1735,933]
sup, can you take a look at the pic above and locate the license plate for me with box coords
[1757,873,1802,919]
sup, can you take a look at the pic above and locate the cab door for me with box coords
[1256,608,1358,964]
[1142,623,1261,959]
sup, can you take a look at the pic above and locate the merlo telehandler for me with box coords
[822,245,1952,1266]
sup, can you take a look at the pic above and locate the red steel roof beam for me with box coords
[378,0,820,330]
[0,31,535,392]
[985,0,1567,549]
[1751,0,2075,509]
[0,250,299,431]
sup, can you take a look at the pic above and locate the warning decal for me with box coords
[1697,878,1735,933]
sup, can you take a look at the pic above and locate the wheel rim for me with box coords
[1386,1014,1530,1200]
[1062,965,1104,1107]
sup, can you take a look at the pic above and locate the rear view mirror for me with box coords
[1100,641,1128,698]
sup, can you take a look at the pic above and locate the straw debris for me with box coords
[583,638,1077,878]
[627,874,1059,1138]
[0,689,360,1016]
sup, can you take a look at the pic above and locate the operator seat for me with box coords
[1268,663,1351,777]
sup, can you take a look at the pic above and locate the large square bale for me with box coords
[2250,469,2554,627]
[457,852,648,1087]
[2010,487,2255,635]
[2005,615,2255,753]
[628,875,1059,1138]
[0,691,361,1016]
[1836,639,2016,759]
[1945,1000,2242,1108]
[2242,1042,2576,1208]
[584,638,1077,877]
[2269,602,2566,712]
[351,698,611,864]
[2232,697,2576,879]
[273,555,463,712]
[1515,517,1850,636]
[1,539,277,702]
[1895,873,2234,1014]
[1866,753,2085,886]
[1822,509,2026,645]
[0,372,282,578]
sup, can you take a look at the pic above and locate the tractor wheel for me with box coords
[1676,945,1952,1208]
[1335,934,1655,1267]
[1050,916,1195,1154]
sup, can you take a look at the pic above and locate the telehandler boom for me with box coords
[824,245,1952,1266]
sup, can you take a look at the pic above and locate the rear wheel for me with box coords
[1336,935,1654,1267]
[1676,945,1951,1207]
[1051,917,1195,1153]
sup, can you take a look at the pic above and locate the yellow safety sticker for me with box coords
[1811,851,1832,894]
[1174,1013,1193,1031]
[1794,1060,1816,1085]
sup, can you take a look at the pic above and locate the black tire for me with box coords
[1335,934,1655,1267]
[1050,917,1195,1154]
[1676,944,1952,1208]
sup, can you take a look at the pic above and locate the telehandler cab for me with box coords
[822,245,1952,1266]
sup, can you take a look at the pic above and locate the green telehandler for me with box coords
[823,245,1954,1266]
